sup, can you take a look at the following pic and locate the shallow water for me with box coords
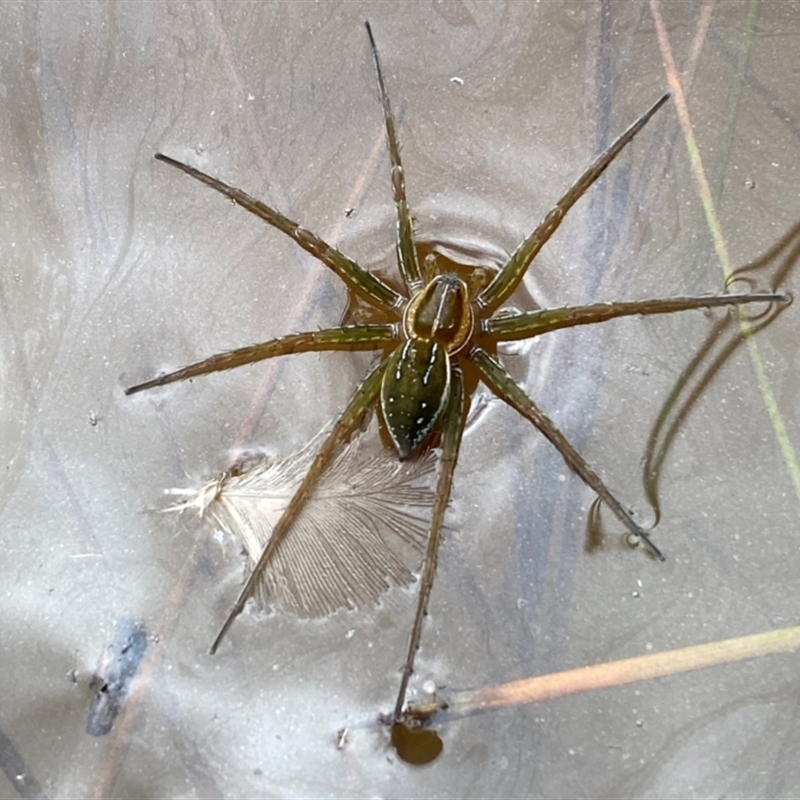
[2,2,800,797]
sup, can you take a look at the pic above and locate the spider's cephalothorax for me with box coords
[127,22,787,724]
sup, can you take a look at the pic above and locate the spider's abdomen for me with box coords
[380,338,450,459]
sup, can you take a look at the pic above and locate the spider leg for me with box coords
[154,154,405,313]
[485,291,789,341]
[125,324,396,394]
[365,22,423,293]
[393,366,466,722]
[210,355,392,654]
[477,93,670,314]
[470,347,665,560]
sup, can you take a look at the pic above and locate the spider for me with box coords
[127,22,786,724]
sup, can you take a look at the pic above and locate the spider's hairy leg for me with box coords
[210,356,392,654]
[477,93,670,314]
[154,153,405,314]
[125,324,396,395]
[485,291,790,342]
[393,367,466,722]
[470,347,665,560]
[365,21,423,293]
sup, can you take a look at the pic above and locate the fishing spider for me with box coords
[127,23,786,724]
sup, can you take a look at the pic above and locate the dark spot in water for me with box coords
[86,618,147,736]
[391,721,443,765]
